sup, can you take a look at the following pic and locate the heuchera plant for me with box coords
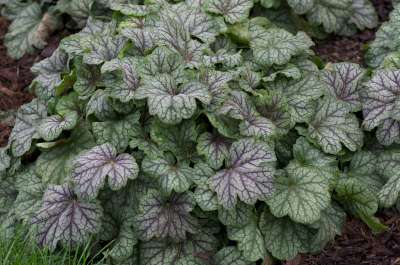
[1,0,400,264]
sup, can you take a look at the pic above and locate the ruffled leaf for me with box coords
[250,27,313,66]
[38,111,78,141]
[136,74,211,124]
[308,97,363,154]
[72,143,139,199]
[136,190,198,240]
[321,63,364,112]
[267,166,331,224]
[207,0,253,24]
[211,138,276,209]
[9,99,47,157]
[32,184,102,250]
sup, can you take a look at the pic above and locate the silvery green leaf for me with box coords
[31,48,69,100]
[73,143,139,199]
[349,0,378,31]
[259,211,313,260]
[268,75,325,123]
[365,4,400,67]
[237,65,261,93]
[139,47,185,81]
[287,0,314,14]
[102,57,142,102]
[309,203,346,252]
[82,34,126,65]
[0,175,17,218]
[136,190,198,240]
[13,168,44,223]
[35,125,95,184]
[254,91,295,136]
[194,187,218,211]
[60,18,113,56]
[38,111,78,141]
[321,63,364,112]
[197,132,230,169]
[0,148,10,172]
[377,151,400,207]
[211,138,275,209]
[163,3,218,43]
[108,215,138,261]
[220,91,275,139]
[346,151,384,194]
[362,70,400,131]
[32,184,102,250]
[306,0,351,34]
[141,155,193,193]
[289,137,338,186]
[218,202,252,227]
[86,90,116,120]
[56,0,93,27]
[120,18,154,54]
[214,246,248,265]
[74,61,101,100]
[200,70,232,111]
[129,126,159,158]
[136,74,211,124]
[203,50,243,68]
[250,27,313,66]
[192,162,215,185]
[150,119,199,162]
[155,14,206,67]
[207,0,253,24]
[227,216,265,262]
[9,99,47,157]
[336,178,378,217]
[140,231,216,265]
[4,3,60,59]
[376,119,400,145]
[176,256,208,265]
[267,166,330,224]
[206,113,240,139]
[308,97,363,154]
[92,113,140,152]
[263,64,302,82]
[110,3,150,16]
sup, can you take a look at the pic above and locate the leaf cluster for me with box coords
[1,0,400,264]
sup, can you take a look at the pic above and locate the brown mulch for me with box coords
[0,17,66,147]
[313,0,393,65]
[298,209,400,265]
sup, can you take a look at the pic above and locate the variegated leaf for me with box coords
[136,190,198,240]
[321,63,364,112]
[38,111,78,141]
[308,97,363,154]
[73,143,139,199]
[210,138,276,209]
[9,99,47,157]
[135,74,211,124]
[32,184,102,250]
[207,0,253,24]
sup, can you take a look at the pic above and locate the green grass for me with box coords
[0,228,107,265]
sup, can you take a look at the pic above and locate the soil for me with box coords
[296,209,400,265]
[0,17,66,147]
[313,0,394,65]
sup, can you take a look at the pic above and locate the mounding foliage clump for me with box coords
[1,0,400,264]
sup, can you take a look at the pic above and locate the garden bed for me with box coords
[1,1,400,264]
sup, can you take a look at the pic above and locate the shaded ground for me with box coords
[297,209,400,265]
[314,0,393,65]
[0,17,65,147]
